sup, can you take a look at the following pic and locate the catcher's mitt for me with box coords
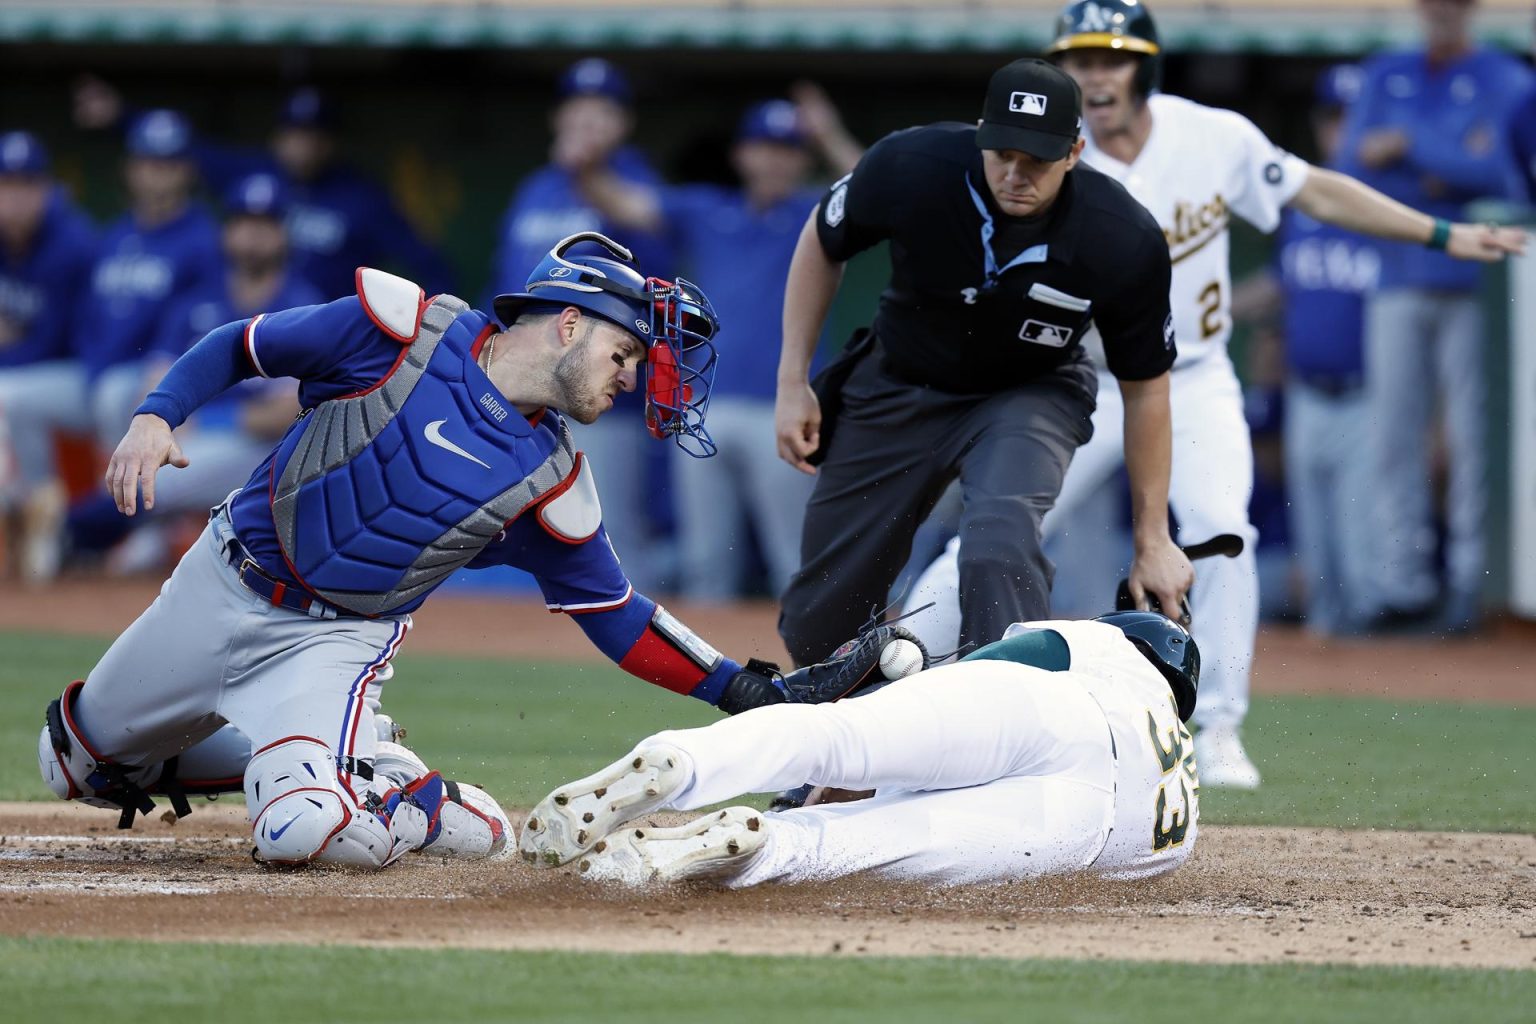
[782,625,932,704]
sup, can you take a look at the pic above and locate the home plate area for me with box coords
[1,800,1531,968]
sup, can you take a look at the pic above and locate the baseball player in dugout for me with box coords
[903,0,1526,790]
[775,57,1195,676]
[34,232,810,869]
[521,613,1200,887]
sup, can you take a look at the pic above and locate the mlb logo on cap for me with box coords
[1010,92,1048,116]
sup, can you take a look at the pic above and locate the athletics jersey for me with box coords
[1003,618,1199,880]
[1081,94,1309,369]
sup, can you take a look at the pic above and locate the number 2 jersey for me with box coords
[1082,93,1309,370]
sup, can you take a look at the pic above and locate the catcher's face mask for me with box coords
[642,275,719,458]
[495,232,721,458]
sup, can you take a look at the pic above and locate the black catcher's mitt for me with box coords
[783,625,931,704]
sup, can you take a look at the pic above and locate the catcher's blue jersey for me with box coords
[224,293,630,617]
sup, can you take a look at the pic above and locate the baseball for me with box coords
[879,638,925,679]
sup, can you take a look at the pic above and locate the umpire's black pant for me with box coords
[779,344,1097,666]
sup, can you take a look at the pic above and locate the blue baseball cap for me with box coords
[278,87,336,130]
[736,100,806,147]
[557,58,632,107]
[224,173,288,219]
[1316,64,1364,110]
[0,131,49,175]
[126,109,194,159]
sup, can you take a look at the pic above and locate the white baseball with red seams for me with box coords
[878,638,925,680]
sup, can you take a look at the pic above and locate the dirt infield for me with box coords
[4,579,1534,704]
[3,582,1533,968]
[1,801,1532,968]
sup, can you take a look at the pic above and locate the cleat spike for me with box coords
[593,840,607,853]
[593,787,607,798]
[579,859,591,873]
[553,794,568,807]
[727,839,740,855]
[634,828,646,839]
[632,757,644,769]
[526,816,540,831]
[747,817,761,832]
[582,812,594,823]
[576,829,589,845]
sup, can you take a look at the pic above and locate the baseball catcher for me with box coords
[36,232,805,869]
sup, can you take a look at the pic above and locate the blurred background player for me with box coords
[0,131,98,581]
[486,58,676,593]
[1232,65,1381,637]
[74,79,455,299]
[904,0,1525,789]
[0,110,218,581]
[1338,0,1532,635]
[66,172,317,574]
[570,91,860,600]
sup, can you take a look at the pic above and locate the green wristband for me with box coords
[1426,218,1452,251]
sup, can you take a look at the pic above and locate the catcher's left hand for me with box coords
[782,625,931,704]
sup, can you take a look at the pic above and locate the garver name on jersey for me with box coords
[1163,193,1228,265]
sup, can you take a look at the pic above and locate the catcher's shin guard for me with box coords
[37,680,185,828]
[245,736,434,869]
[372,741,511,860]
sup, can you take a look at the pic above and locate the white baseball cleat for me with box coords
[576,806,769,886]
[519,743,691,868]
[1196,723,1261,789]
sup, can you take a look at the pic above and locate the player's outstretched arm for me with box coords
[776,210,844,474]
[106,413,187,516]
[1119,373,1194,621]
[1290,165,1527,262]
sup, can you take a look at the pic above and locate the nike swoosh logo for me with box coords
[424,419,491,469]
[268,814,302,841]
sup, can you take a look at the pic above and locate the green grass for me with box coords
[1,937,1533,1024]
[3,630,1532,831]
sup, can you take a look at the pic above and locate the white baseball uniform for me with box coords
[906,94,1309,731]
[645,619,1199,886]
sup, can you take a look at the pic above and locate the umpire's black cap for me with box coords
[976,58,1083,161]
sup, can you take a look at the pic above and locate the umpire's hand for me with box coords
[1127,536,1195,626]
[1447,222,1526,262]
[775,382,821,475]
[107,413,188,516]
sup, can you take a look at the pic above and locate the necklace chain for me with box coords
[482,334,497,374]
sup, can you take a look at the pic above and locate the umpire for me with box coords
[775,58,1194,663]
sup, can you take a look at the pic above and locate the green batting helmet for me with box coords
[1047,0,1162,97]
[1094,610,1199,721]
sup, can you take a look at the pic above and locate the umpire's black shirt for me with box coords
[817,122,1175,394]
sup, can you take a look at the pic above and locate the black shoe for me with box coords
[767,783,815,811]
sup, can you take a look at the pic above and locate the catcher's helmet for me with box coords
[1094,610,1199,721]
[1047,0,1162,98]
[495,232,721,458]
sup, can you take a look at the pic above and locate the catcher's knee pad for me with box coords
[245,736,431,870]
[37,680,172,827]
[372,740,510,860]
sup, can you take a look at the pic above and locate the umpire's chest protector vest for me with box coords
[269,271,589,616]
